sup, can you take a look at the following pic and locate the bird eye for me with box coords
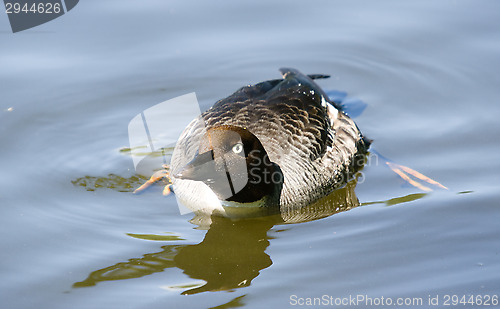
[232,143,243,154]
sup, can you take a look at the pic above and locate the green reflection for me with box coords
[71,146,175,193]
[175,216,275,294]
[119,146,174,157]
[361,193,428,207]
[72,180,361,294]
[126,233,185,242]
[73,245,180,288]
[71,174,149,193]
[73,216,274,294]
[72,176,428,295]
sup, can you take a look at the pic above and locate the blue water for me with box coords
[1,1,500,308]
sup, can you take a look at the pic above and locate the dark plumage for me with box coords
[170,68,370,216]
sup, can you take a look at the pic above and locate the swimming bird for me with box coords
[136,68,371,217]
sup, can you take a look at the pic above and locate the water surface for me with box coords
[1,1,500,308]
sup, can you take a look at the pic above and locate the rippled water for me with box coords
[1,1,500,308]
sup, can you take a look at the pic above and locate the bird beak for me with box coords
[173,150,215,181]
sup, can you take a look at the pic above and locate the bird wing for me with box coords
[203,68,337,161]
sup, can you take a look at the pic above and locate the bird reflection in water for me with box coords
[73,178,362,295]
